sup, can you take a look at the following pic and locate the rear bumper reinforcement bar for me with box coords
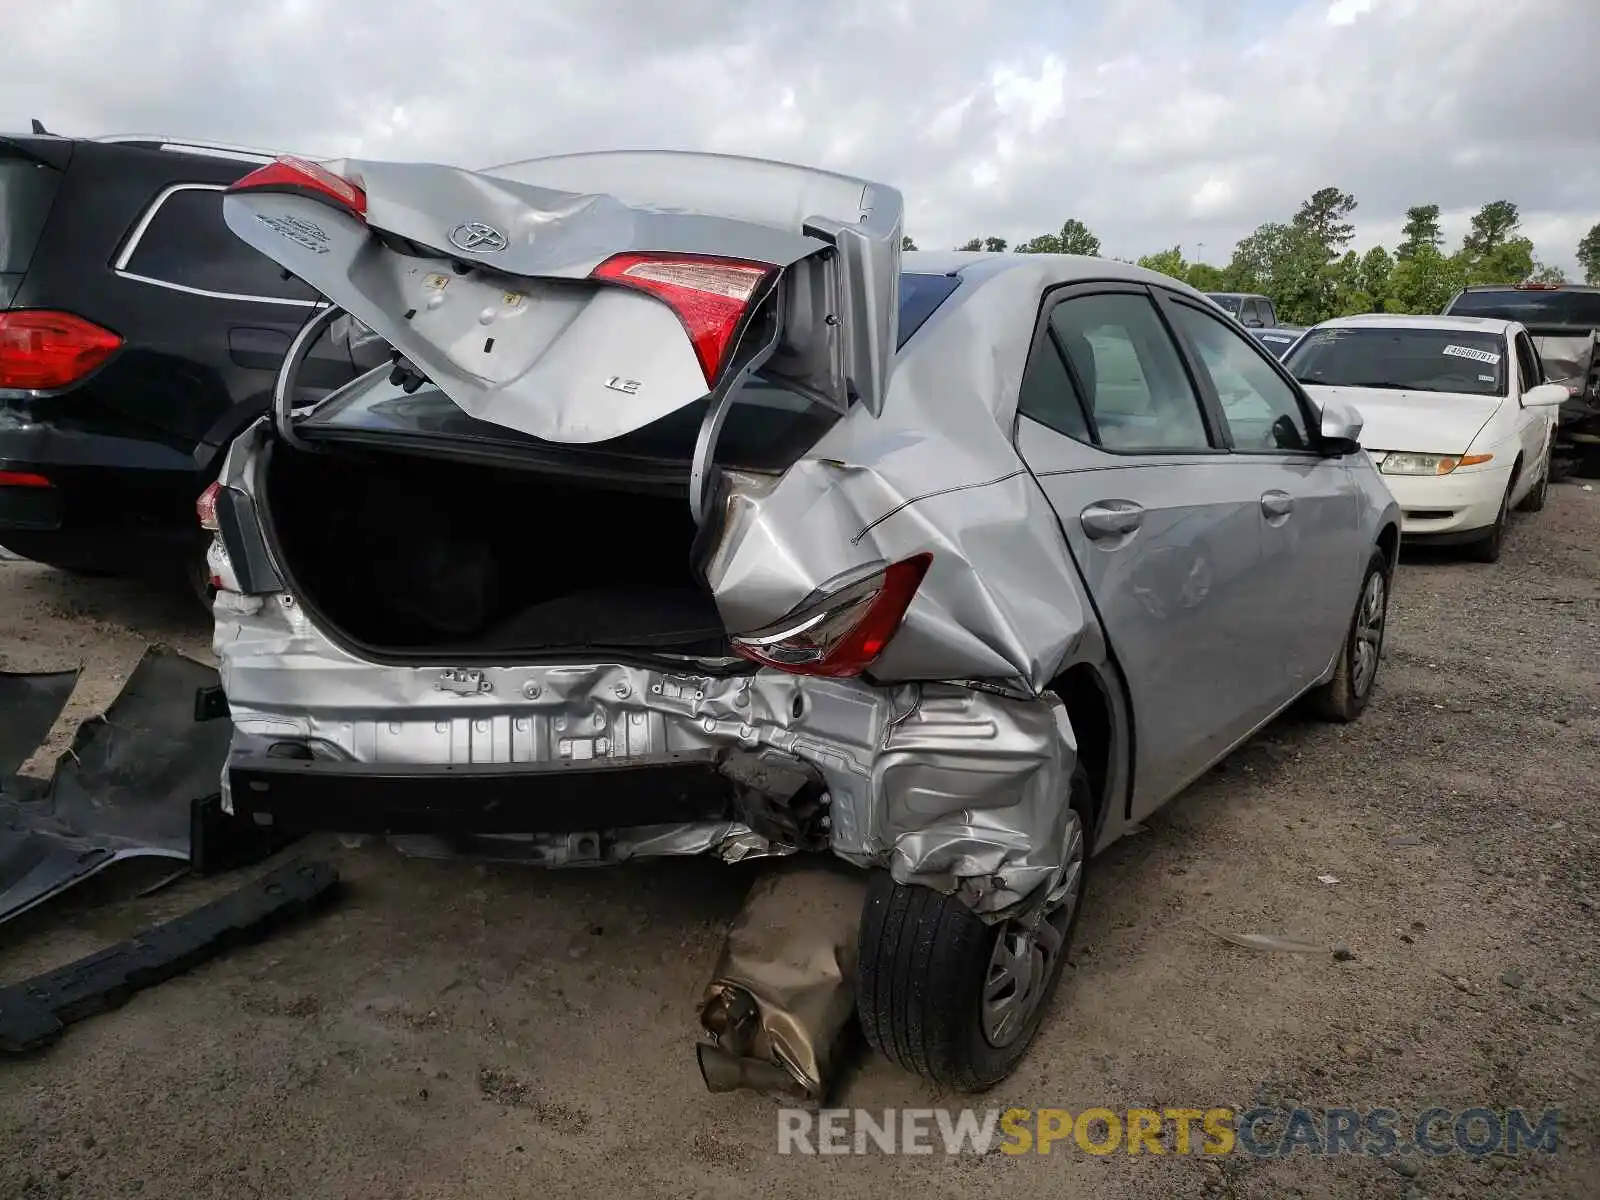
[0,858,339,1055]
[228,749,740,836]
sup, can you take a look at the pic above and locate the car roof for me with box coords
[904,249,1216,302]
[1314,313,1518,335]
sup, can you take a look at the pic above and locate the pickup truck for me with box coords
[1443,284,1600,475]
[1203,292,1305,357]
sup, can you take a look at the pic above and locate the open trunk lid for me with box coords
[221,151,903,450]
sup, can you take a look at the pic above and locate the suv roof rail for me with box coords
[89,135,325,165]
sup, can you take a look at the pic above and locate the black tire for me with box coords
[856,766,1093,1091]
[1464,475,1514,564]
[187,534,218,611]
[1516,450,1549,513]
[1306,546,1389,723]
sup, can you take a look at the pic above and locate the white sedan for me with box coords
[1284,314,1566,561]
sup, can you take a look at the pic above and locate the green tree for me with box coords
[1331,251,1370,316]
[901,235,918,251]
[1526,262,1568,285]
[1462,236,1535,286]
[1387,244,1466,314]
[1017,218,1101,257]
[1577,222,1600,285]
[1224,221,1328,324]
[1136,245,1186,279]
[1293,187,1358,255]
[1358,245,1395,310]
[958,237,982,251]
[983,236,1008,253]
[1396,204,1442,261]
[1461,200,1520,257]
[1184,262,1226,290]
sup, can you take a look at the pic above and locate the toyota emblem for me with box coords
[448,221,509,253]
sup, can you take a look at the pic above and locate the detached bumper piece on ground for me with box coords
[0,858,339,1054]
[0,647,294,924]
[696,864,868,1101]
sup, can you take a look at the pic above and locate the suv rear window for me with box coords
[121,187,318,303]
[1446,288,1600,327]
[0,155,61,275]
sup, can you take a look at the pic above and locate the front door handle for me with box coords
[1080,500,1145,540]
[1260,490,1294,520]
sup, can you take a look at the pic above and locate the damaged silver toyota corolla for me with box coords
[201,151,1400,1090]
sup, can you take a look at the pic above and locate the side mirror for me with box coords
[1318,396,1364,455]
[1521,382,1569,408]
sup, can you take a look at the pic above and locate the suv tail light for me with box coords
[591,253,775,385]
[227,155,367,218]
[731,553,933,678]
[196,481,221,532]
[0,310,123,389]
[0,471,53,488]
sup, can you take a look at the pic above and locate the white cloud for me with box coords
[2,0,1595,269]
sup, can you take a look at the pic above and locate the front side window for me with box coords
[121,186,319,303]
[1514,333,1543,392]
[1041,292,1214,452]
[1286,327,1508,397]
[1168,301,1312,451]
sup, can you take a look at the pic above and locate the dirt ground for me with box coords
[1,483,1597,1200]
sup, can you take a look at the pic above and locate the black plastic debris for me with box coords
[0,667,78,777]
[48,647,232,853]
[0,647,293,924]
[0,858,339,1054]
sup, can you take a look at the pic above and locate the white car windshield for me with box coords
[1286,327,1507,397]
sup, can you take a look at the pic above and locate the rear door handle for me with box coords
[1260,490,1294,520]
[1080,500,1145,541]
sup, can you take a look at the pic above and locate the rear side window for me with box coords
[897,272,960,348]
[0,156,61,274]
[120,186,318,304]
[1447,289,1600,326]
[1021,292,1214,452]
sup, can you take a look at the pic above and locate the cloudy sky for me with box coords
[6,0,1597,272]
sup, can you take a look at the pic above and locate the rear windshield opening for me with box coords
[1447,289,1600,327]
[301,271,964,469]
[1286,327,1508,397]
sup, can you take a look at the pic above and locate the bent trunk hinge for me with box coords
[688,295,784,527]
[273,304,344,452]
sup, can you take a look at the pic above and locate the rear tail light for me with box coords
[227,155,367,218]
[0,311,123,389]
[731,553,933,678]
[197,481,221,532]
[591,253,775,385]
[0,471,53,488]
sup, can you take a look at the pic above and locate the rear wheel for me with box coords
[1307,547,1389,723]
[856,766,1092,1091]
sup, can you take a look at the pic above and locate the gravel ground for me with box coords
[1,482,1597,1199]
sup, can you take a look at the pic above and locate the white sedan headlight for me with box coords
[1379,452,1493,477]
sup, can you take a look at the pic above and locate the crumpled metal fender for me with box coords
[706,261,1092,695]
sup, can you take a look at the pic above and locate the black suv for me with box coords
[0,129,383,587]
